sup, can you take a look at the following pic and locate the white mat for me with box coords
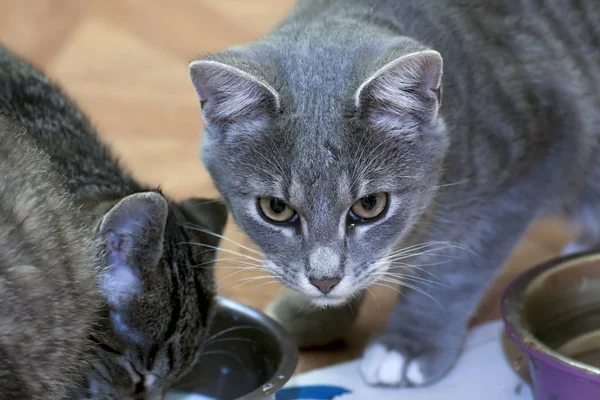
[276,320,532,400]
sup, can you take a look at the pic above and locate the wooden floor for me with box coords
[1,0,575,374]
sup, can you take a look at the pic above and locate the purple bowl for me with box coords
[502,252,600,399]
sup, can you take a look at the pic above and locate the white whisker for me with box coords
[184,225,265,257]
[196,257,264,267]
[255,280,283,289]
[371,271,447,288]
[433,179,471,189]
[386,241,478,259]
[372,282,411,304]
[180,242,264,263]
[387,262,443,281]
[370,257,446,282]
[366,287,380,312]
[227,275,283,290]
[219,266,267,281]
[375,277,443,310]
[215,265,263,270]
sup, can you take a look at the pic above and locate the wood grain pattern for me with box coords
[0,0,573,374]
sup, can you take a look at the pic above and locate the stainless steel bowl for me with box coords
[167,297,298,400]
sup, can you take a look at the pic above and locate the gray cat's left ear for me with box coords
[189,60,280,128]
[355,50,443,124]
[180,198,228,248]
[99,192,168,307]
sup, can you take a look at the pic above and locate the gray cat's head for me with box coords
[84,192,227,399]
[189,40,448,306]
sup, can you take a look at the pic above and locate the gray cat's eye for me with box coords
[349,193,388,222]
[258,196,298,223]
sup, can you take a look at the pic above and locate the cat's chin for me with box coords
[309,295,350,307]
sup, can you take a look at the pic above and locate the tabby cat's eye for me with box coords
[349,193,388,221]
[258,197,298,223]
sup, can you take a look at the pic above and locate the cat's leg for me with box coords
[360,203,533,387]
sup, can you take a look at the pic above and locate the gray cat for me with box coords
[0,45,228,399]
[188,0,600,387]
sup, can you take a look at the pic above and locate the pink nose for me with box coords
[309,277,341,294]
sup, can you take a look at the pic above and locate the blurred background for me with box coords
[0,0,574,374]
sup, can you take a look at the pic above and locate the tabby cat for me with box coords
[188,0,600,387]
[0,113,102,399]
[0,45,227,399]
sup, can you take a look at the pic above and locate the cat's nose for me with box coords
[309,277,341,294]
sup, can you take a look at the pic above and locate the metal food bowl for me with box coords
[502,252,600,399]
[166,297,298,400]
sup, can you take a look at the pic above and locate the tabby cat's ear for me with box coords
[180,198,228,249]
[355,50,443,126]
[189,60,280,129]
[99,192,168,307]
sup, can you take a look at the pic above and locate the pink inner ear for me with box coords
[356,50,443,111]
[100,264,141,307]
[106,230,123,254]
[189,60,281,124]
[100,230,141,307]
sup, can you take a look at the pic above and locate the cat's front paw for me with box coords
[360,333,460,387]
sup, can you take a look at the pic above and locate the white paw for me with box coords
[360,344,388,384]
[378,351,405,385]
[360,344,405,386]
[406,360,426,385]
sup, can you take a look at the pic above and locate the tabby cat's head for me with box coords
[189,41,448,306]
[84,192,227,399]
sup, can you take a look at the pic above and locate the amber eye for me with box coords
[258,197,298,223]
[349,193,388,221]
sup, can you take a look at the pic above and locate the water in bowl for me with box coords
[166,299,287,400]
[166,393,216,400]
[535,302,600,368]
[558,330,600,367]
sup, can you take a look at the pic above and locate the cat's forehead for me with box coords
[285,129,350,191]
[288,166,352,208]
[245,117,400,203]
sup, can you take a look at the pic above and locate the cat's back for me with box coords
[0,114,102,400]
[295,0,600,81]
[0,45,141,201]
[275,0,600,122]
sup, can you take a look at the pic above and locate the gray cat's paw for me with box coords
[360,335,458,387]
[361,343,407,386]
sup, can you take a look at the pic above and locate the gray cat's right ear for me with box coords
[99,192,168,307]
[355,50,443,125]
[189,60,280,127]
